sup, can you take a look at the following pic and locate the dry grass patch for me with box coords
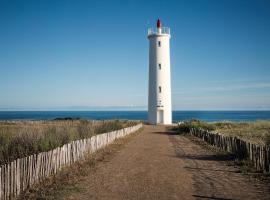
[213,120,270,145]
[0,119,139,165]
[176,120,270,145]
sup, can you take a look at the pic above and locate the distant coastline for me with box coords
[0,111,270,122]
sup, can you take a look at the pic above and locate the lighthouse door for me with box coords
[157,110,164,124]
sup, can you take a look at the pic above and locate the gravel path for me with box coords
[65,125,269,200]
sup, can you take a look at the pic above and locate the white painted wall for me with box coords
[148,28,172,124]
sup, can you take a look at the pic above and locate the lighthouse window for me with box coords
[158,41,161,47]
[158,63,161,69]
[159,86,162,93]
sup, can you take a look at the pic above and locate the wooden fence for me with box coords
[189,127,270,173]
[0,123,142,200]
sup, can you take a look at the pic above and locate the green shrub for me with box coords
[176,123,191,134]
[188,119,216,131]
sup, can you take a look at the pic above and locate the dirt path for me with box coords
[65,125,269,200]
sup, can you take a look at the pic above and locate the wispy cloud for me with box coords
[173,82,270,95]
[172,79,270,110]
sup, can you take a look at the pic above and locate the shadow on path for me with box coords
[174,153,236,162]
[154,131,179,135]
[184,166,240,173]
[192,194,233,200]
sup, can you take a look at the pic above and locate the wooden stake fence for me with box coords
[0,123,142,200]
[189,127,270,173]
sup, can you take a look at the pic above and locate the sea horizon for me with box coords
[1,110,270,122]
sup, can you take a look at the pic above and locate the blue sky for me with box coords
[0,0,270,111]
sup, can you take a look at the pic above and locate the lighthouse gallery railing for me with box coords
[148,27,170,35]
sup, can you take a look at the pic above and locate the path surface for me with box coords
[66,125,269,200]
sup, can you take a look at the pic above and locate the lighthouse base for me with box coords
[157,110,164,124]
[148,109,172,125]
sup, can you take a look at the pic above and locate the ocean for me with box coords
[0,111,270,122]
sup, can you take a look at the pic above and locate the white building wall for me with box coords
[148,30,172,125]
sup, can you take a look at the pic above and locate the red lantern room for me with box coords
[157,19,162,28]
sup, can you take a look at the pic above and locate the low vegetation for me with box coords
[177,119,270,146]
[0,119,139,165]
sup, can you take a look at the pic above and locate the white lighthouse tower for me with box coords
[147,19,172,125]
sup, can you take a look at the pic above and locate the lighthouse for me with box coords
[147,19,172,125]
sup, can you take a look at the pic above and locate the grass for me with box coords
[176,119,270,146]
[0,119,139,165]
